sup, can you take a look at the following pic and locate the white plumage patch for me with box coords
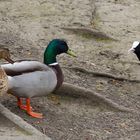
[49,62,58,66]
[128,41,140,52]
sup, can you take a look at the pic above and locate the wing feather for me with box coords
[1,61,49,76]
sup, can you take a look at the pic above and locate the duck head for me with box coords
[128,41,140,61]
[44,39,76,65]
[0,48,14,64]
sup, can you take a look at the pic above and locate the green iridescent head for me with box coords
[44,39,76,65]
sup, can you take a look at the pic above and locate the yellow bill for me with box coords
[67,49,77,57]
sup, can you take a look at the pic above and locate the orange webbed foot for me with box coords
[27,111,43,119]
[17,98,32,111]
[17,98,43,119]
[26,98,43,119]
[20,105,32,111]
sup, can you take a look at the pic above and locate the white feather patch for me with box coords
[128,41,140,52]
[49,62,58,66]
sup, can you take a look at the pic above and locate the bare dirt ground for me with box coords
[0,0,140,139]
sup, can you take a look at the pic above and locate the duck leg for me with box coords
[26,98,43,119]
[17,97,32,111]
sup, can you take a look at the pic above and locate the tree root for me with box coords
[54,83,137,113]
[61,26,117,41]
[63,66,140,83]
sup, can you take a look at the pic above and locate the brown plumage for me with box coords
[0,47,14,64]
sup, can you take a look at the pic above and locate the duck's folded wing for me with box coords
[1,61,50,76]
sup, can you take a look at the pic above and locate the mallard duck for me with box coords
[1,39,76,118]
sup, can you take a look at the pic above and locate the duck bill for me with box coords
[5,57,14,64]
[67,49,77,57]
[128,48,134,54]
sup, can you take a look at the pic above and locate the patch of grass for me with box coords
[95,37,115,42]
